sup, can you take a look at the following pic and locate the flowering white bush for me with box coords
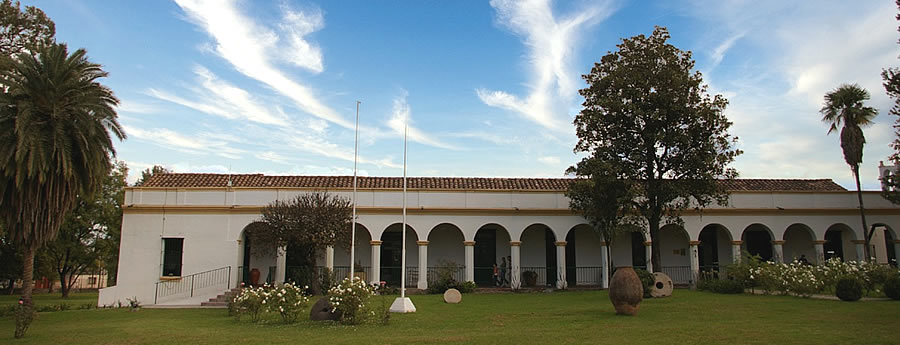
[230,283,311,323]
[266,283,311,324]
[231,284,268,322]
[327,277,376,325]
[734,255,899,298]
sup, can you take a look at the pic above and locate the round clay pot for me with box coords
[608,266,643,316]
[249,268,261,286]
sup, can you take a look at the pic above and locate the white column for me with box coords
[556,241,567,290]
[600,241,609,289]
[815,240,826,265]
[731,241,742,264]
[772,240,785,263]
[370,241,381,284]
[464,241,475,283]
[644,241,653,272]
[275,246,286,284]
[325,246,334,271]
[689,241,700,288]
[510,241,521,290]
[417,241,428,290]
[853,240,865,262]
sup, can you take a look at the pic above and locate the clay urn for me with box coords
[249,268,261,286]
[608,266,643,316]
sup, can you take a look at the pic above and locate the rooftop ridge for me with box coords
[139,173,848,192]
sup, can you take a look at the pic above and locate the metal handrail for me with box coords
[154,266,231,304]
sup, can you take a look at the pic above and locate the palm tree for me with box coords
[820,84,877,261]
[0,43,124,338]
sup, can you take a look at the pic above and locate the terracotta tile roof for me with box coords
[140,173,847,192]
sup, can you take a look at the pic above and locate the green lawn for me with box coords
[0,291,99,308]
[1,290,897,344]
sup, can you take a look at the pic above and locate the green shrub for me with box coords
[327,277,376,325]
[698,279,744,294]
[634,268,654,298]
[835,277,863,302]
[458,281,477,293]
[884,276,900,300]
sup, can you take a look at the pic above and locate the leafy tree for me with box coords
[247,192,352,293]
[882,0,900,204]
[133,165,170,187]
[43,160,126,297]
[566,160,639,275]
[571,26,740,271]
[819,84,878,260]
[0,0,54,59]
[0,43,124,338]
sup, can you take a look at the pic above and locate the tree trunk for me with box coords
[649,215,661,272]
[15,244,36,338]
[59,271,70,298]
[854,166,871,261]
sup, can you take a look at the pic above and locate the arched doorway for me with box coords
[380,223,418,287]
[824,224,856,261]
[520,224,557,287]
[565,224,603,286]
[658,224,690,284]
[239,222,278,286]
[698,224,733,272]
[742,224,774,261]
[427,223,465,284]
[884,226,897,267]
[474,224,511,287]
[783,224,815,264]
[327,223,372,281]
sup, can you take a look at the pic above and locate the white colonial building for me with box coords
[98,174,900,306]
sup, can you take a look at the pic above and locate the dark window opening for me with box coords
[162,238,184,277]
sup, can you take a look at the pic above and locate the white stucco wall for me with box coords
[104,186,900,305]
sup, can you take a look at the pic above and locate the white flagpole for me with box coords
[401,119,408,298]
[349,101,360,280]
[390,110,415,313]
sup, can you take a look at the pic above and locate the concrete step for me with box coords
[199,301,228,307]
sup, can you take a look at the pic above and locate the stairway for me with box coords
[200,287,242,307]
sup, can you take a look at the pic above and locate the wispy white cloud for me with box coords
[174,0,351,128]
[386,92,458,150]
[124,125,245,159]
[478,0,615,131]
[279,5,325,73]
[682,1,899,189]
[116,100,159,114]
[148,66,288,126]
[710,32,744,67]
[537,156,560,165]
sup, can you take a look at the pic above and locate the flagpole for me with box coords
[390,110,415,313]
[349,101,360,281]
[401,120,408,298]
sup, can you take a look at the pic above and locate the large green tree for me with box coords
[247,192,352,293]
[0,0,54,59]
[820,84,878,260]
[0,43,124,338]
[571,26,741,271]
[43,160,126,297]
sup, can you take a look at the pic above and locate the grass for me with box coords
[0,291,99,308]
[1,290,898,344]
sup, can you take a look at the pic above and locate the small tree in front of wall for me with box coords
[246,192,352,294]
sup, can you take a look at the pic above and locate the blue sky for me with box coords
[26,0,900,189]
